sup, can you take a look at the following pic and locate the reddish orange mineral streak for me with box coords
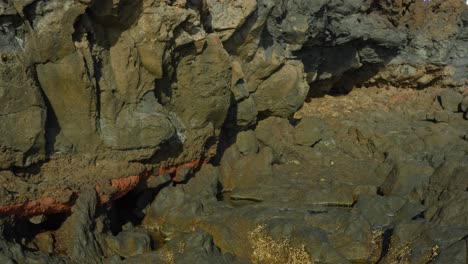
[0,160,204,218]
[0,197,73,218]
[107,174,144,201]
[157,159,205,175]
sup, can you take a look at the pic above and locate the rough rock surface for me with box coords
[0,0,467,263]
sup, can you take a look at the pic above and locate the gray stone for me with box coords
[105,229,151,258]
[244,42,286,93]
[380,220,427,263]
[173,35,232,130]
[261,219,335,263]
[433,110,451,123]
[33,232,55,254]
[207,0,257,41]
[461,96,468,112]
[305,209,375,263]
[432,240,466,264]
[60,189,103,263]
[0,238,59,264]
[0,60,46,169]
[143,164,220,230]
[354,195,406,228]
[36,51,101,153]
[146,173,172,190]
[220,146,274,192]
[231,81,249,101]
[122,230,236,264]
[255,117,294,160]
[236,97,258,127]
[188,164,221,197]
[223,0,275,58]
[0,255,14,264]
[25,0,88,62]
[29,215,47,225]
[433,196,468,226]
[426,226,468,250]
[380,161,434,199]
[394,201,426,222]
[252,62,309,118]
[100,102,175,156]
[293,117,324,147]
[219,145,242,191]
[236,130,259,155]
[438,90,463,112]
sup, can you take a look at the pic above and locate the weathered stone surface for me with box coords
[173,35,232,130]
[206,0,257,41]
[25,0,89,62]
[0,59,46,168]
[55,189,102,263]
[235,130,259,155]
[0,1,467,263]
[219,146,273,192]
[380,160,434,199]
[461,95,468,113]
[122,230,236,264]
[36,51,100,153]
[354,195,406,228]
[235,97,258,127]
[255,116,294,160]
[105,229,151,258]
[252,62,309,117]
[305,209,377,263]
[293,117,324,147]
[143,163,220,230]
[223,0,276,58]
[244,42,287,93]
[33,232,54,254]
[432,239,467,264]
[0,220,59,263]
[438,89,463,112]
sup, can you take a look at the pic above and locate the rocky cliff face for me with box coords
[0,0,467,263]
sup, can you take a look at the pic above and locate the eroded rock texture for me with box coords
[0,0,467,263]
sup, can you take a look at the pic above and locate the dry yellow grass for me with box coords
[158,248,175,264]
[248,225,312,264]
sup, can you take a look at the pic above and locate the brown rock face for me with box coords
[0,60,46,169]
[0,0,464,186]
[0,0,466,262]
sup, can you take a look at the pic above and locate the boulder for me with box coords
[460,95,468,112]
[438,89,463,112]
[219,146,274,192]
[380,161,434,199]
[206,0,257,41]
[235,130,259,155]
[255,117,294,160]
[54,189,103,263]
[354,195,406,228]
[293,117,325,147]
[252,62,309,117]
[173,35,232,130]
[105,229,152,258]
[235,97,258,127]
